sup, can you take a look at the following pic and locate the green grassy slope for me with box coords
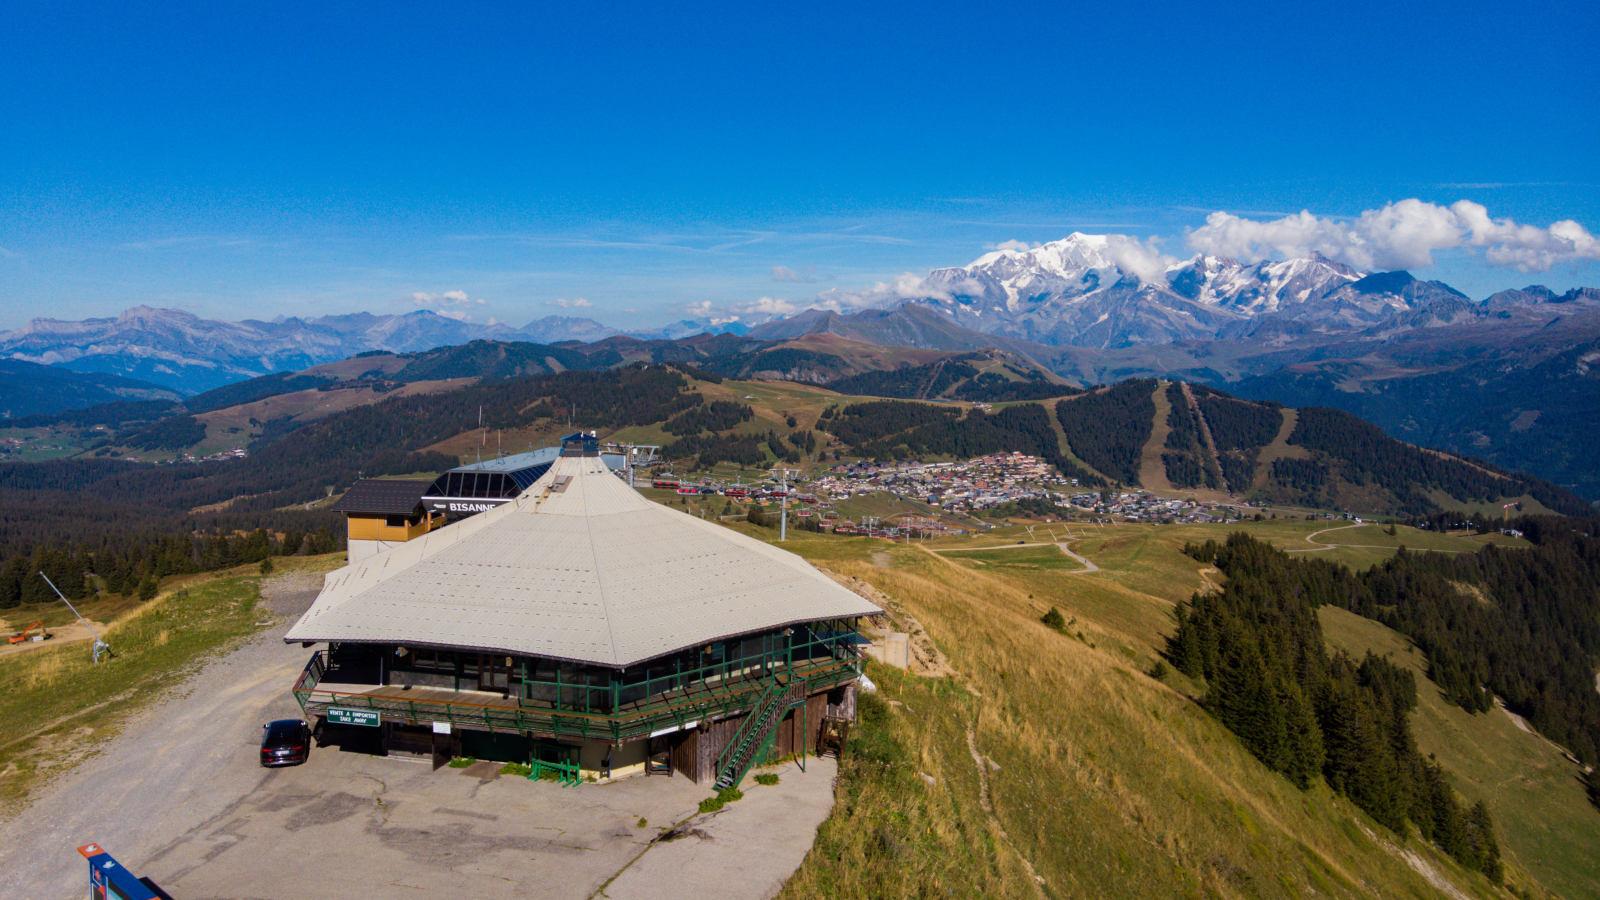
[1320,605,1600,900]
[735,520,1544,899]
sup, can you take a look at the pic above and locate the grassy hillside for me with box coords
[0,554,344,814]
[749,521,1556,899]
[1320,605,1600,900]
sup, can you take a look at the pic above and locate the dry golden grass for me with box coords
[775,526,1522,899]
[1139,379,1177,493]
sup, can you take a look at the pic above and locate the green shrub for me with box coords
[447,756,476,769]
[500,761,532,776]
[1040,607,1067,631]
[755,773,780,786]
[698,786,746,814]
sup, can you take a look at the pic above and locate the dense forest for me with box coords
[952,371,1082,402]
[125,415,209,451]
[1289,407,1590,517]
[822,401,1102,487]
[1193,387,1281,490]
[6,399,185,429]
[660,431,769,468]
[1338,531,1600,765]
[699,346,852,382]
[1161,382,1220,490]
[824,356,1084,403]
[184,371,340,414]
[662,400,754,436]
[1054,379,1156,485]
[0,366,715,571]
[825,359,979,400]
[0,524,342,608]
[821,400,963,447]
[1169,534,1505,881]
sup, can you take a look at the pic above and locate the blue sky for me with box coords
[2,0,1597,331]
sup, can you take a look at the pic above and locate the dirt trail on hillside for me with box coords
[1287,524,1471,555]
[1285,523,1363,552]
[822,566,1046,895]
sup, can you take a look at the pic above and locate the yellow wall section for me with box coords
[345,513,442,544]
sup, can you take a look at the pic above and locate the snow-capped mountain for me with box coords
[0,306,525,394]
[909,233,1460,348]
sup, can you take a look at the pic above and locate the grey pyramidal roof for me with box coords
[286,453,881,667]
[332,479,433,516]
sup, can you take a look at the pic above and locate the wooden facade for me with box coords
[664,684,853,784]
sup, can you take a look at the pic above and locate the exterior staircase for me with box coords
[713,679,807,790]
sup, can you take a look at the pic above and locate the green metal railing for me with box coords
[714,679,808,790]
[712,679,783,786]
[528,756,580,786]
[293,650,859,747]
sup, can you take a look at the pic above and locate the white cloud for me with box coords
[1187,200,1600,273]
[545,297,593,309]
[772,265,819,283]
[734,296,804,318]
[812,272,955,310]
[1099,235,1179,284]
[436,309,472,322]
[987,239,1035,253]
[412,290,486,307]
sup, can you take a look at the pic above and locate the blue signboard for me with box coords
[78,843,165,900]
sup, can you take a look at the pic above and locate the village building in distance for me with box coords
[287,432,880,786]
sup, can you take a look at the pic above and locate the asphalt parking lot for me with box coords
[0,571,839,900]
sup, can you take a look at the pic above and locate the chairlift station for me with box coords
[289,433,878,785]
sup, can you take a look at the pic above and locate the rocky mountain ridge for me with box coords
[908,233,1507,348]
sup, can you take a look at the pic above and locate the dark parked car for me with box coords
[260,719,312,767]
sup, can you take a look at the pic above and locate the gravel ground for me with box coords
[0,570,840,900]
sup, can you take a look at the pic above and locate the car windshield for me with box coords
[265,722,301,744]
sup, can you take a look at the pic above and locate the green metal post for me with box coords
[800,691,807,773]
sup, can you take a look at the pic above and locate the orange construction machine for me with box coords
[8,620,49,644]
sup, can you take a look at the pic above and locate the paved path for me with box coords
[0,572,839,900]
[1055,543,1099,573]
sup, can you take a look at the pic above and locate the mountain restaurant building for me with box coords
[285,433,879,786]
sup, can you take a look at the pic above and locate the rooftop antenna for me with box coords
[38,572,109,663]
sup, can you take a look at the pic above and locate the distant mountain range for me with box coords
[4,234,1598,502]
[0,306,751,396]
[907,233,1579,348]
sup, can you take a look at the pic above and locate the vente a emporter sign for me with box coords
[326,707,380,727]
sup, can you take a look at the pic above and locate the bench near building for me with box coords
[287,433,879,787]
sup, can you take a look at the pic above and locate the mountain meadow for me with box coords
[1,350,1598,898]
